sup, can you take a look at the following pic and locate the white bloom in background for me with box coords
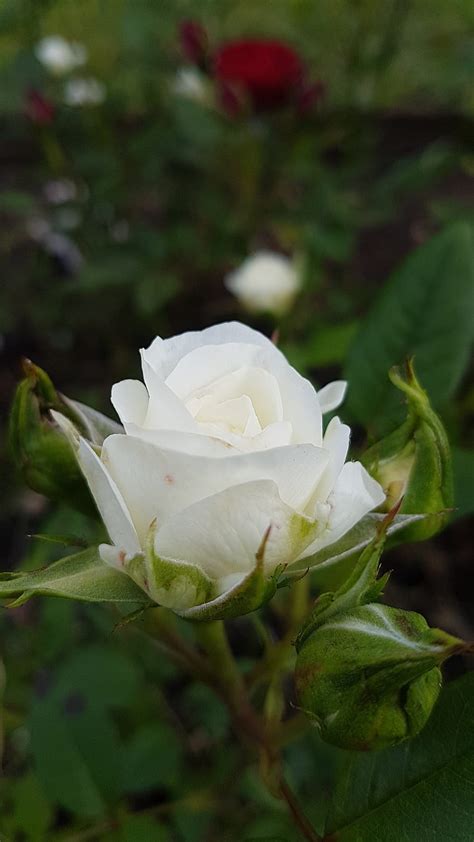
[172,67,210,104]
[64,77,106,107]
[43,178,77,204]
[57,323,384,617]
[225,251,301,316]
[35,36,87,75]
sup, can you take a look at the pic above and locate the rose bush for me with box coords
[55,322,384,618]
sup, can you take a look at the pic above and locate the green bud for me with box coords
[362,360,453,541]
[295,603,462,751]
[9,360,121,516]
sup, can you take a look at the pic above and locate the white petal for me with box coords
[111,379,149,426]
[123,427,237,457]
[251,421,293,450]
[301,461,385,559]
[142,321,275,379]
[154,480,318,580]
[310,416,351,504]
[317,381,347,414]
[140,358,197,433]
[101,436,329,543]
[191,366,283,428]
[77,439,140,555]
[142,322,323,446]
[262,351,323,446]
[165,344,263,400]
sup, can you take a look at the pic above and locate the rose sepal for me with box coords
[295,506,398,651]
[115,523,284,621]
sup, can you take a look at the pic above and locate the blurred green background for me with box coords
[1,1,473,839]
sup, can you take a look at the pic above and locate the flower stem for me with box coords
[194,620,321,842]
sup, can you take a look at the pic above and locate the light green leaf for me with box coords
[0,546,151,606]
[345,224,474,435]
[326,672,474,841]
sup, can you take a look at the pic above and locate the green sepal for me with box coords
[0,547,151,606]
[295,507,397,651]
[295,602,463,751]
[183,528,284,621]
[9,360,121,516]
[362,360,453,541]
[286,511,425,577]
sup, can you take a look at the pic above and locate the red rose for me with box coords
[25,89,55,125]
[214,39,304,111]
[179,20,208,66]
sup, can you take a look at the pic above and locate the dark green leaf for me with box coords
[28,646,142,818]
[10,773,53,841]
[452,447,474,520]
[345,224,474,435]
[326,672,474,841]
[120,723,183,794]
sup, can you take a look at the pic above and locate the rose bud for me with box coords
[214,39,304,111]
[361,361,453,541]
[225,251,302,316]
[25,89,55,125]
[9,360,120,515]
[295,602,462,751]
[179,20,208,68]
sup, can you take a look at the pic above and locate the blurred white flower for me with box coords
[172,67,210,104]
[225,251,301,316]
[26,216,83,274]
[64,77,106,106]
[43,179,77,204]
[35,36,87,75]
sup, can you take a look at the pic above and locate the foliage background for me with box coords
[0,1,473,839]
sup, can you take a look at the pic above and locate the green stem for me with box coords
[194,620,321,842]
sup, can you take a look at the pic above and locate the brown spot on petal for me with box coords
[118,550,126,567]
[164,473,174,485]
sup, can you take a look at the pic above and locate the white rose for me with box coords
[57,322,384,618]
[35,36,87,75]
[225,251,301,316]
[64,78,106,107]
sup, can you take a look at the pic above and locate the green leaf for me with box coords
[345,224,474,435]
[325,672,474,841]
[105,815,171,841]
[120,723,183,794]
[452,447,474,520]
[10,773,53,842]
[29,646,142,818]
[0,546,151,606]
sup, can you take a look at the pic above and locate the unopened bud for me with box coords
[9,360,120,515]
[295,602,461,751]
[362,361,453,541]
